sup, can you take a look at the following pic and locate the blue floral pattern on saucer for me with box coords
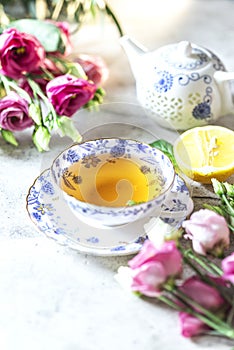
[26,169,193,256]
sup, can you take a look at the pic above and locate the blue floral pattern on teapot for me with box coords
[120,37,234,130]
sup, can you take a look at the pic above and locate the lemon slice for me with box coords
[173,125,234,184]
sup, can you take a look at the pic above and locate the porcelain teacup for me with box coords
[51,138,175,228]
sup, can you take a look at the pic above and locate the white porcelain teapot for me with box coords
[120,35,234,130]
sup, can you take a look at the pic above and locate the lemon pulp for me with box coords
[173,125,234,184]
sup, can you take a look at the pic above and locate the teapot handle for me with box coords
[213,71,234,115]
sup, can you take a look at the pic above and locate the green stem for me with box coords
[48,55,68,71]
[104,3,124,36]
[191,310,234,338]
[187,251,234,305]
[204,203,234,232]
[175,288,227,326]
[51,0,65,20]
[183,255,204,277]
[169,288,234,338]
[227,296,234,325]
[165,285,218,322]
[183,249,222,276]
[221,194,234,216]
[0,75,32,103]
[219,204,234,219]
[27,78,57,123]
[202,276,233,305]
[0,75,11,95]
[181,258,231,304]
[198,255,223,276]
[163,285,234,338]
[39,67,55,81]
[158,295,182,311]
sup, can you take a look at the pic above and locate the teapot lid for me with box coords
[157,41,213,71]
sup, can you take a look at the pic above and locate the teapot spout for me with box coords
[119,35,148,79]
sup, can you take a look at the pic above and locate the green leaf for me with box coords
[85,88,105,110]
[150,139,178,170]
[29,103,42,125]
[211,178,226,196]
[90,2,98,18]
[126,200,145,206]
[1,129,18,146]
[56,116,82,143]
[230,216,234,231]
[204,203,228,218]
[74,3,85,24]
[43,113,54,132]
[150,139,174,157]
[32,126,51,152]
[65,62,87,79]
[223,182,234,198]
[8,19,64,53]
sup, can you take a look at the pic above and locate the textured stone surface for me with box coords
[1,1,234,349]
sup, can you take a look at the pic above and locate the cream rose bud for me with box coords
[182,209,230,256]
[115,266,134,293]
[146,217,182,248]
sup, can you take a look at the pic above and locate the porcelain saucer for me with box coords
[26,169,193,256]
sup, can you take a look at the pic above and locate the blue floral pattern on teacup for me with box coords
[51,138,175,227]
[65,149,80,163]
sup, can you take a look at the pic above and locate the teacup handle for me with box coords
[213,70,234,116]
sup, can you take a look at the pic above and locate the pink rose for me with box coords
[179,276,224,311]
[0,28,45,79]
[222,253,234,283]
[182,209,230,256]
[179,312,210,338]
[18,78,34,98]
[74,54,109,86]
[131,261,168,297]
[128,240,182,296]
[46,74,96,117]
[178,276,225,337]
[0,92,33,131]
[19,58,63,95]
[46,20,73,55]
[54,21,73,56]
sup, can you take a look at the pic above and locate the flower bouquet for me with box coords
[0,15,111,151]
[116,171,234,340]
